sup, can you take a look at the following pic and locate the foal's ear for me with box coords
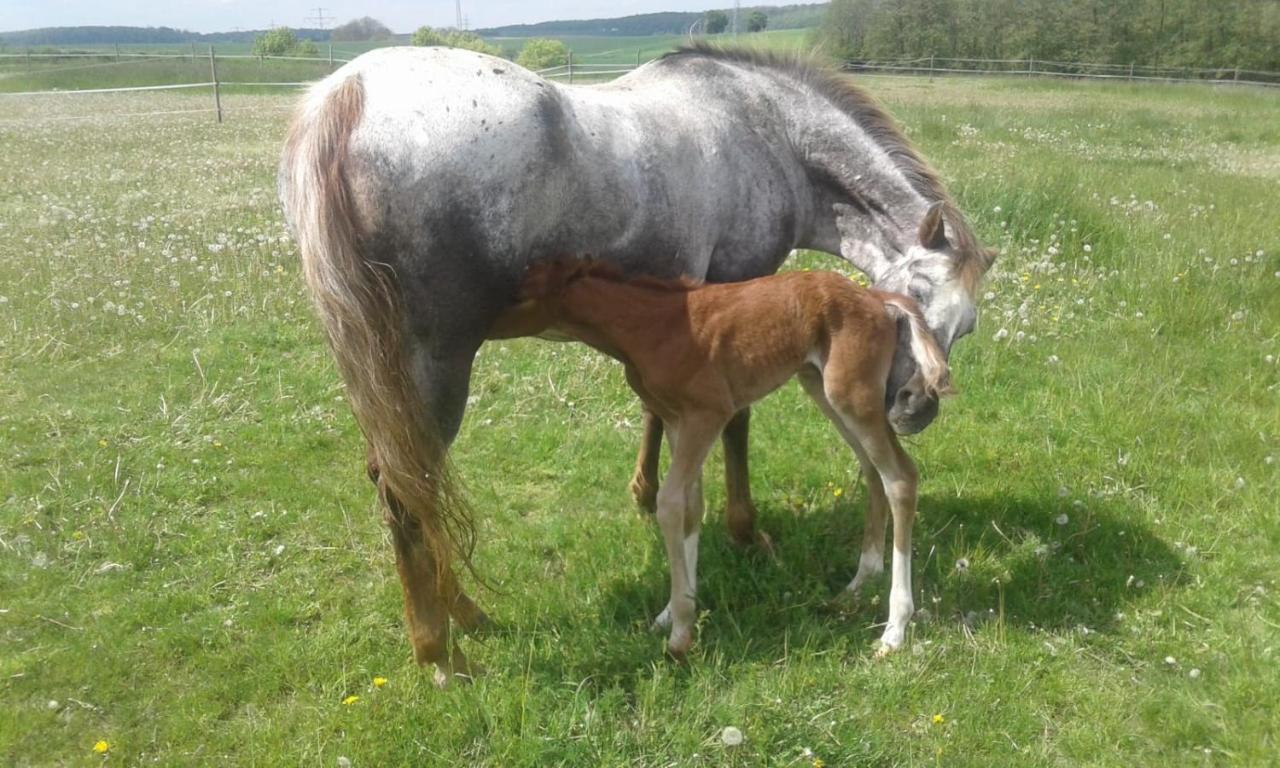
[918,202,949,250]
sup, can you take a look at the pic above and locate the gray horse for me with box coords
[279,43,994,682]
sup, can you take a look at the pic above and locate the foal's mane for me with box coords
[663,43,994,289]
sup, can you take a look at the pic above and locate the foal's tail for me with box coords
[878,293,956,398]
[279,73,474,583]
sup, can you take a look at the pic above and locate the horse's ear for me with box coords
[918,202,949,250]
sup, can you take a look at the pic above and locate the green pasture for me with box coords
[1,72,1278,765]
[0,29,812,92]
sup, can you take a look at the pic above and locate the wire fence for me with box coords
[836,55,1280,87]
[3,48,1277,126]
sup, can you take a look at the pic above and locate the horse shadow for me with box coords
[514,486,1182,688]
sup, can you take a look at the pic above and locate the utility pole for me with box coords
[456,0,464,30]
[732,0,741,37]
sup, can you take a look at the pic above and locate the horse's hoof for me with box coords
[630,476,657,514]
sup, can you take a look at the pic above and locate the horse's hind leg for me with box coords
[629,407,663,513]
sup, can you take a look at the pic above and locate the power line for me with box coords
[305,7,332,30]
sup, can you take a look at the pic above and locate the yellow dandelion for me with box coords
[342,695,360,706]
[932,713,945,725]
[813,759,826,768]
[833,487,844,498]
[372,676,387,688]
[93,740,110,753]
[97,439,108,448]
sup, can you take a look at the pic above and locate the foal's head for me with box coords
[874,203,996,434]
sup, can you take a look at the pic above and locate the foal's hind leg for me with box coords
[629,407,663,513]
[722,408,774,554]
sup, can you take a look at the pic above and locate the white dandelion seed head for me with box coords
[720,726,744,747]
[1164,656,1177,666]
[1055,513,1069,526]
[1188,668,1201,680]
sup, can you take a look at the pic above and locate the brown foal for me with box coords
[494,260,953,657]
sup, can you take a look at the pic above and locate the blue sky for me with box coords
[1,1,734,34]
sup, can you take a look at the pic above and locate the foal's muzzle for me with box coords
[888,379,939,435]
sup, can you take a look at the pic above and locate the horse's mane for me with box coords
[662,43,994,287]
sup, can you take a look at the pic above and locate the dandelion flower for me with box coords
[833,487,844,498]
[954,557,970,573]
[932,713,945,725]
[1055,513,1069,526]
[93,740,110,754]
[720,726,744,747]
[98,439,108,448]
[813,759,826,768]
[342,694,360,706]
[373,676,387,688]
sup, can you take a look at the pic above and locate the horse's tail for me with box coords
[879,293,956,399]
[279,73,474,583]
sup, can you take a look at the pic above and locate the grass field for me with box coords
[0,30,813,92]
[1,70,1278,766]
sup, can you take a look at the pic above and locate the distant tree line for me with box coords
[477,4,825,37]
[0,25,331,46]
[819,0,1280,71]
[330,17,393,43]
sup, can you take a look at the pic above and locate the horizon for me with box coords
[0,1,762,37]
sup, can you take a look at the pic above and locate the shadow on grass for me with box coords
[516,488,1182,688]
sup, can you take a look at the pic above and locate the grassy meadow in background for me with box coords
[1,66,1278,765]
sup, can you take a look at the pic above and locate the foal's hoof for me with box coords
[454,607,496,637]
[666,635,693,664]
[630,476,658,515]
[751,530,777,558]
[826,588,865,614]
[650,604,674,633]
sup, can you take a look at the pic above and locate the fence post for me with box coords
[1233,66,1240,82]
[328,43,334,67]
[1028,56,1034,76]
[636,48,641,69]
[114,44,120,62]
[208,46,223,124]
[929,54,935,80]
[1128,62,1134,81]
[568,50,574,84]
[25,48,31,70]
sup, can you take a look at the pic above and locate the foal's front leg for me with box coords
[653,417,719,659]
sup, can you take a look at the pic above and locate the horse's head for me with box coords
[871,202,995,434]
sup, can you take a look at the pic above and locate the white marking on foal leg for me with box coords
[651,530,699,632]
[879,542,914,652]
[846,546,885,593]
